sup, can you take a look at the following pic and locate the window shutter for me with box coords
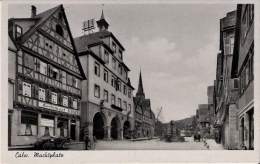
[46,89,49,102]
[77,99,80,110]
[29,56,34,69]
[31,84,35,98]
[18,79,23,95]
[68,96,72,107]
[57,93,60,105]
[48,64,53,77]
[59,70,62,82]
[34,85,39,99]
[49,90,52,103]
[24,54,29,67]
[60,94,63,105]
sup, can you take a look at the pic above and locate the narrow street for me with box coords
[68,137,223,150]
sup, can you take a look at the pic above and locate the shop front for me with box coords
[10,100,80,146]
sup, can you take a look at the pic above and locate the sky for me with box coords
[8,2,237,123]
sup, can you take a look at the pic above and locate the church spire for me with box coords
[136,70,145,98]
[96,4,109,32]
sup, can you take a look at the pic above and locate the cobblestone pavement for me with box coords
[68,137,223,150]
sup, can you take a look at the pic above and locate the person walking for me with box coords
[84,134,90,150]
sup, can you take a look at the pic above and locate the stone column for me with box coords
[75,119,80,141]
[17,109,22,136]
[37,113,42,136]
[54,116,58,136]
[244,113,249,149]
[103,126,111,141]
[119,128,123,140]
[67,119,71,138]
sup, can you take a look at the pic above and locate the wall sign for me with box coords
[38,101,79,115]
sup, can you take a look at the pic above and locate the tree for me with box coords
[155,107,164,123]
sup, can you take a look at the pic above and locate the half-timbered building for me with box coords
[8,5,86,146]
[133,71,155,138]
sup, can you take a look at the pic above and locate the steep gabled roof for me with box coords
[142,99,151,110]
[11,4,86,80]
[20,5,61,43]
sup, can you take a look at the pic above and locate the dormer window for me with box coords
[56,24,63,37]
[104,50,109,63]
[16,25,22,38]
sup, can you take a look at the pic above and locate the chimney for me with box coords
[31,5,36,17]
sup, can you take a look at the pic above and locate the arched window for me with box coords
[56,24,63,37]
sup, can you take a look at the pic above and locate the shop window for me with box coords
[21,111,37,136]
[39,88,45,101]
[56,24,63,37]
[118,98,121,108]
[104,90,108,102]
[51,92,57,104]
[94,84,100,98]
[23,82,31,97]
[104,50,109,63]
[112,58,116,69]
[94,62,100,76]
[104,69,108,82]
[111,94,115,105]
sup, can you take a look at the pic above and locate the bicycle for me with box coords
[84,140,96,150]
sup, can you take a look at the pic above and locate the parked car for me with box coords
[34,136,71,150]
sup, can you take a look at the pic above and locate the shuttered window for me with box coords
[51,92,57,104]
[61,71,67,84]
[39,88,45,101]
[73,99,77,109]
[24,53,34,69]
[40,61,47,75]
[23,82,31,97]
[63,96,68,107]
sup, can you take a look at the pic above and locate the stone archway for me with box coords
[123,120,131,139]
[93,112,107,140]
[111,117,121,140]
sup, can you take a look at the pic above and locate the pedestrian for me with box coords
[84,134,90,150]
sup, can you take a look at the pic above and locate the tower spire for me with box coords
[136,70,145,98]
[101,4,105,20]
[96,4,109,32]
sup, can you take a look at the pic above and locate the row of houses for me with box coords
[8,4,155,146]
[196,4,254,150]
